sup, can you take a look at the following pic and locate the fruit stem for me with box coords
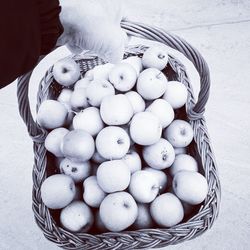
[162,154,168,161]
[158,54,165,59]
[152,185,160,190]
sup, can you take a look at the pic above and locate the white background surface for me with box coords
[0,1,250,249]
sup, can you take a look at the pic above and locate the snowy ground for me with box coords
[0,1,250,249]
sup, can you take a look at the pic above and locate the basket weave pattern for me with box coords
[17,21,221,249]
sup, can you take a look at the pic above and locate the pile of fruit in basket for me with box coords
[37,46,208,233]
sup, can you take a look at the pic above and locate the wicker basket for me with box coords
[17,21,221,249]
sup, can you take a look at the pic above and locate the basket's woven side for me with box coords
[29,55,220,250]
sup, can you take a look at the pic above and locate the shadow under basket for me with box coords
[17,21,221,249]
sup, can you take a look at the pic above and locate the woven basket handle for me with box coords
[17,20,210,140]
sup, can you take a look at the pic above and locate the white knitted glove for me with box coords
[57,0,128,63]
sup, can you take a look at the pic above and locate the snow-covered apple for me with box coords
[53,58,80,87]
[144,167,168,193]
[74,77,92,90]
[85,79,115,107]
[142,47,168,70]
[41,174,76,209]
[92,150,106,164]
[136,68,167,100]
[129,170,160,203]
[57,89,73,110]
[164,119,194,147]
[122,150,142,174]
[163,81,188,109]
[170,154,198,176]
[37,100,68,129]
[133,203,154,229]
[96,126,130,159]
[150,193,184,227]
[83,176,106,208]
[130,112,162,146]
[60,201,94,232]
[85,63,114,81]
[108,63,137,92]
[173,170,208,205]
[143,138,175,170]
[99,192,138,232]
[100,94,133,125]
[96,160,131,193]
[73,107,104,136]
[61,129,95,162]
[60,158,91,183]
[45,127,69,157]
[122,56,143,76]
[125,91,146,114]
[146,99,174,128]
[70,88,89,110]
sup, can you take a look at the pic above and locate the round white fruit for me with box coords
[133,203,154,229]
[150,193,184,227]
[83,176,106,208]
[60,158,91,183]
[164,119,194,147]
[129,170,160,203]
[74,77,92,90]
[143,138,175,170]
[96,126,130,159]
[100,192,138,232]
[61,129,95,162]
[125,91,146,114]
[122,56,143,76]
[146,99,174,128]
[142,47,168,70]
[100,94,133,125]
[41,174,76,209]
[37,100,68,129]
[163,81,188,109]
[144,167,168,193]
[85,79,115,107]
[85,63,114,81]
[97,160,131,193]
[136,68,167,100]
[60,201,94,232]
[57,89,73,110]
[73,107,104,136]
[45,128,69,157]
[122,151,142,174]
[170,154,198,176]
[70,88,89,110]
[130,112,162,146]
[108,63,137,92]
[92,151,106,164]
[173,170,208,205]
[53,58,80,87]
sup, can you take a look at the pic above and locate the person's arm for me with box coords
[0,0,62,88]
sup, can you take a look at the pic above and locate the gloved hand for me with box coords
[57,0,128,63]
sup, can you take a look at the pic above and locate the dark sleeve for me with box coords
[0,0,63,89]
